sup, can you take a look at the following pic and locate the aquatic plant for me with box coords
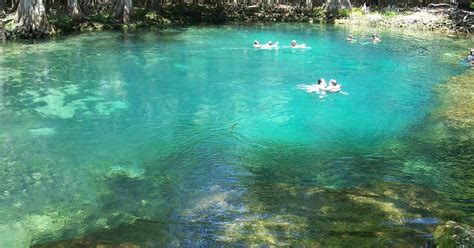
[434,71,474,131]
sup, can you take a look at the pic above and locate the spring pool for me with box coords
[0,24,473,246]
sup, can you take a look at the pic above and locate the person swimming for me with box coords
[267,41,277,47]
[253,40,261,48]
[253,40,279,49]
[346,35,354,41]
[468,48,474,65]
[263,41,279,49]
[326,79,341,93]
[290,40,307,49]
[308,78,327,93]
[372,34,381,42]
[297,78,326,93]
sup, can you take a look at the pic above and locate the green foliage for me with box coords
[88,13,113,23]
[350,7,364,16]
[48,15,74,32]
[382,11,398,18]
[335,8,351,18]
[470,2,474,9]
[311,7,326,23]
[3,20,18,32]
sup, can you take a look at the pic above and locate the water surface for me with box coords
[0,24,473,247]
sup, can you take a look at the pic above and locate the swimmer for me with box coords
[346,35,354,41]
[372,34,381,43]
[253,40,261,48]
[306,78,327,93]
[468,48,474,65]
[267,41,274,47]
[326,79,341,93]
[290,40,307,49]
[297,78,326,94]
[261,40,279,49]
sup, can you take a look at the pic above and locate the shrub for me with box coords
[335,8,351,18]
[382,11,398,18]
[351,7,364,16]
[312,7,326,23]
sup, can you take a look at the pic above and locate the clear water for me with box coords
[0,24,473,247]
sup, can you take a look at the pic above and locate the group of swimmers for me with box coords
[253,40,307,49]
[346,33,381,43]
[253,34,380,49]
[298,78,345,99]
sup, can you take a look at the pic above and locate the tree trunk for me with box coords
[324,0,351,11]
[16,0,49,36]
[0,0,5,14]
[68,0,81,17]
[147,0,158,10]
[116,0,132,23]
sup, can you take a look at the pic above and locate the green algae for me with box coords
[434,70,474,131]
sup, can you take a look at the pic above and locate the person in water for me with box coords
[291,40,297,47]
[372,34,381,42]
[327,79,341,92]
[267,41,279,48]
[346,35,353,41]
[253,40,261,48]
[468,48,474,65]
[290,40,306,48]
[317,78,327,89]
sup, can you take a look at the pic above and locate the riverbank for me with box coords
[1,4,472,41]
[1,5,318,40]
[337,4,474,34]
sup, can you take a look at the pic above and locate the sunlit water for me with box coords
[0,24,473,247]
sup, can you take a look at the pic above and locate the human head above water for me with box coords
[268,41,272,45]
[471,48,474,55]
[330,79,337,85]
[317,78,326,85]
[254,40,259,45]
[291,40,297,46]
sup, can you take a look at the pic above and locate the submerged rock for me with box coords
[95,101,128,115]
[29,128,56,137]
[0,214,65,248]
[105,166,145,180]
[32,239,139,248]
[434,221,474,247]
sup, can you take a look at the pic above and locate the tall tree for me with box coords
[147,0,159,10]
[16,0,49,34]
[116,0,133,23]
[324,0,351,11]
[68,0,81,17]
[0,0,5,14]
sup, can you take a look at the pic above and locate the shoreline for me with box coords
[337,4,474,34]
[1,4,473,41]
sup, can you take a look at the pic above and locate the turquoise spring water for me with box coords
[0,24,473,246]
